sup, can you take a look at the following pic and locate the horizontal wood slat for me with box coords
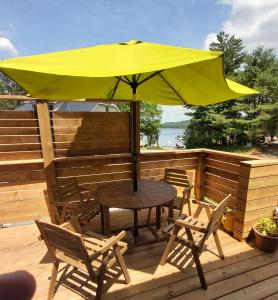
[239,174,278,189]
[0,111,37,119]
[53,132,129,142]
[0,127,40,135]
[0,151,42,160]
[52,111,129,120]
[206,158,240,174]
[206,166,239,182]
[54,140,130,150]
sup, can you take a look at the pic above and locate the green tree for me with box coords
[184,32,246,148]
[117,101,163,147]
[0,72,25,109]
[210,32,246,76]
[140,102,162,147]
[234,46,278,142]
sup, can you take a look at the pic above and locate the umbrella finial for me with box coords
[119,40,142,45]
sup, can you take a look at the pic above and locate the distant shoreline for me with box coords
[161,120,189,129]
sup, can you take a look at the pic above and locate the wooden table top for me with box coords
[95,180,177,209]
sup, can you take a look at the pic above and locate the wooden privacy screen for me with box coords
[0,110,130,160]
[0,110,42,160]
[0,109,130,224]
[51,112,130,157]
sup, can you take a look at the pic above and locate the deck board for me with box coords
[0,208,277,300]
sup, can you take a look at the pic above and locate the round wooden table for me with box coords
[95,180,177,238]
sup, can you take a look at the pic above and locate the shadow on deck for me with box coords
[0,209,278,300]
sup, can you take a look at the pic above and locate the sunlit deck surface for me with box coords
[1,207,278,300]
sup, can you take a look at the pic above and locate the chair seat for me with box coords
[77,201,100,224]
[162,215,207,249]
[56,231,128,274]
[164,196,184,210]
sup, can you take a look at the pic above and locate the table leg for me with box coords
[134,209,139,236]
[101,205,110,236]
[156,206,161,229]
[168,200,174,222]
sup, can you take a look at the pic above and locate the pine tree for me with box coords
[235,46,278,142]
[184,32,246,148]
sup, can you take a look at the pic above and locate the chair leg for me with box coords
[213,230,224,259]
[146,208,152,225]
[48,262,59,300]
[191,247,207,290]
[96,252,109,300]
[160,225,180,266]
[188,200,192,216]
[114,245,130,284]
[193,205,202,218]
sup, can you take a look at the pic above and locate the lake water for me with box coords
[159,128,185,147]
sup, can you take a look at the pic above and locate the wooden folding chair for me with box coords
[49,177,100,228]
[160,194,232,289]
[163,168,194,216]
[147,168,194,225]
[36,220,130,300]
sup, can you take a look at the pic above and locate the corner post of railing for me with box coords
[195,150,207,201]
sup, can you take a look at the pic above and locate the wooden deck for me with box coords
[1,208,278,300]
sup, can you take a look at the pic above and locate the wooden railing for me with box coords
[0,109,277,241]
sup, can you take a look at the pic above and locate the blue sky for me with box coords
[0,0,277,122]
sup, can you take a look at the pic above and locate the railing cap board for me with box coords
[240,159,278,167]
[0,159,43,165]
[202,148,259,161]
[140,149,202,155]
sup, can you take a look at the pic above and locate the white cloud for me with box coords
[0,36,18,58]
[203,33,217,50]
[204,0,278,50]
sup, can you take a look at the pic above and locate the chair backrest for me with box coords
[164,168,191,189]
[202,194,232,244]
[53,177,83,204]
[36,220,95,276]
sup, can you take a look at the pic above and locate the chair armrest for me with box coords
[174,217,207,233]
[60,221,74,230]
[192,199,216,209]
[85,231,126,256]
[183,185,193,193]
[50,200,67,207]
[101,231,126,252]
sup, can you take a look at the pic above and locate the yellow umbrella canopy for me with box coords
[0,40,257,105]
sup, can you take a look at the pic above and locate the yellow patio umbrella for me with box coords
[0,40,258,191]
[0,40,258,105]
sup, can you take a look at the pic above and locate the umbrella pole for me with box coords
[131,77,140,191]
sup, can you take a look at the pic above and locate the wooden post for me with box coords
[36,100,58,223]
[130,101,140,191]
[233,159,278,241]
[195,152,206,201]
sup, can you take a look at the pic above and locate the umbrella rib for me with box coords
[137,70,164,86]
[115,76,131,85]
[158,73,187,105]
[124,76,132,84]
[109,76,121,99]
